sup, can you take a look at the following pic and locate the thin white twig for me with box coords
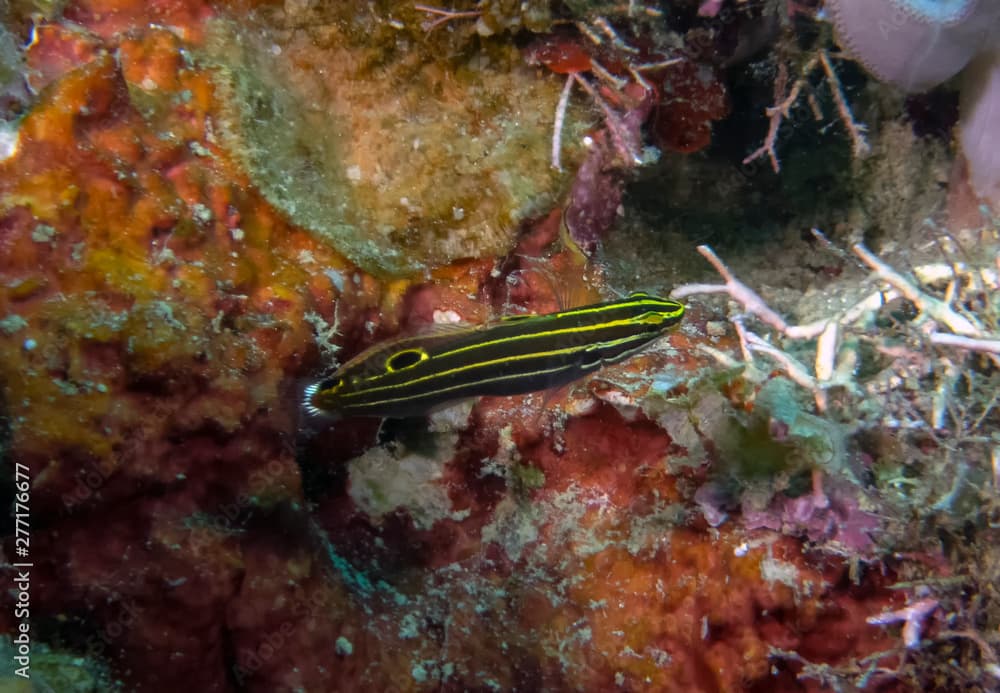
[413,4,481,32]
[929,333,1000,353]
[852,243,982,337]
[633,58,684,72]
[672,242,1000,418]
[819,50,870,159]
[552,75,574,171]
[688,245,791,333]
[732,317,753,363]
[745,333,821,397]
[867,598,938,649]
[572,73,641,166]
[815,322,839,382]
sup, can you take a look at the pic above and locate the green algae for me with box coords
[647,368,847,480]
[0,636,119,692]
[0,314,27,335]
[745,376,845,474]
[698,375,846,480]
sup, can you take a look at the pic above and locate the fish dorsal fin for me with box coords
[516,256,574,312]
[417,320,481,336]
[501,255,603,321]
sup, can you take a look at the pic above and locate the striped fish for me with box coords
[303,292,684,420]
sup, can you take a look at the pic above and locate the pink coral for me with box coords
[742,477,881,553]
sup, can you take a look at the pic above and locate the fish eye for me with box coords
[385,348,426,372]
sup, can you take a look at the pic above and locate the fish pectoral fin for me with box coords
[377,416,435,453]
[299,379,340,419]
[537,381,578,412]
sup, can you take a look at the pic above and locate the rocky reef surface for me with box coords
[1,1,998,691]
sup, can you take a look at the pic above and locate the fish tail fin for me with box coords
[297,378,340,424]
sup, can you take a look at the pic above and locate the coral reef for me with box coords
[0,1,998,692]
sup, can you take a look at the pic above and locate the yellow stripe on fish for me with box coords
[304,292,684,419]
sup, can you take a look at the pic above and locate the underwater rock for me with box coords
[751,481,881,551]
[0,10,376,689]
[0,21,31,120]
[0,22,356,483]
[205,14,587,278]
